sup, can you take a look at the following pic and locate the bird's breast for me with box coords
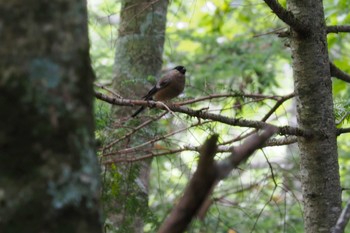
[154,75,185,101]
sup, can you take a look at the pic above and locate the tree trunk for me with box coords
[287,0,341,232]
[0,1,102,232]
[104,0,169,232]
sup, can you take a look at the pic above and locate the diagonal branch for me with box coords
[158,126,276,233]
[261,92,295,122]
[327,25,350,34]
[330,62,350,83]
[263,0,308,33]
[158,134,219,233]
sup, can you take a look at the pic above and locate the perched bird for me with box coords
[131,65,187,117]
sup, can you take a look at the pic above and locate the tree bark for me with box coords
[103,0,169,232]
[287,0,341,232]
[0,1,102,232]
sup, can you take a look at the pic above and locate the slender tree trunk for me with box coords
[0,1,102,232]
[103,0,169,232]
[287,0,341,232]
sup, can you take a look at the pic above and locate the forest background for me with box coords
[90,0,350,232]
[1,0,350,233]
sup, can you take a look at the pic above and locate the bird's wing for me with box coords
[142,74,172,100]
[142,86,157,100]
[157,75,172,89]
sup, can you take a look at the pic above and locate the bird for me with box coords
[131,65,187,117]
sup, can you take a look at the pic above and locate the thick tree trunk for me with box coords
[287,0,341,232]
[0,1,102,232]
[104,0,169,232]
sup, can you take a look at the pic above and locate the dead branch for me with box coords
[101,135,297,164]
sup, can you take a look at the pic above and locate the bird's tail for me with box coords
[131,106,145,118]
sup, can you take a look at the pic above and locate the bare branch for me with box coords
[102,134,297,164]
[101,112,167,152]
[103,148,186,164]
[332,199,350,233]
[330,62,350,83]
[95,91,310,137]
[327,25,350,34]
[102,121,211,157]
[263,0,308,33]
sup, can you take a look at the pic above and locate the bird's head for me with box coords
[174,66,186,75]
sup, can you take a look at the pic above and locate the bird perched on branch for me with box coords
[131,65,187,117]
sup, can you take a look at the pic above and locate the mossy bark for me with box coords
[104,0,169,232]
[0,1,102,232]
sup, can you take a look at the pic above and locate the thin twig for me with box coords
[94,83,123,98]
[261,93,295,122]
[102,121,213,157]
[101,112,167,152]
[336,112,350,125]
[102,134,297,164]
[178,93,280,106]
